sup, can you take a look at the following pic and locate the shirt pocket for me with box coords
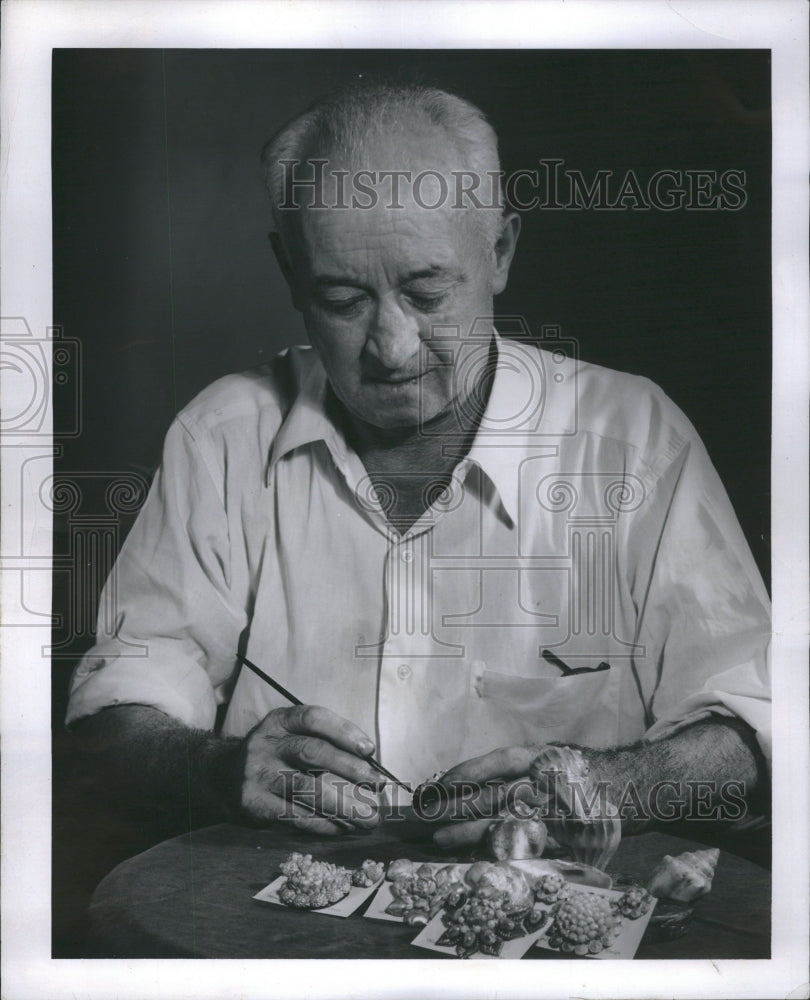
[477,665,620,749]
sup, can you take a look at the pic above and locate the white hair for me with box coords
[261,82,504,252]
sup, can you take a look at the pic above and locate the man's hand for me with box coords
[426,716,766,850]
[423,746,540,849]
[70,703,382,834]
[240,704,383,834]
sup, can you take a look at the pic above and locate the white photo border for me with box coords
[1,2,808,999]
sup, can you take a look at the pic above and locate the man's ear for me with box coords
[269,230,303,311]
[490,211,521,296]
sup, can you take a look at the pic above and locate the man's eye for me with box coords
[319,296,366,315]
[407,292,448,312]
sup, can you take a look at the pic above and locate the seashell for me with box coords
[403,908,429,927]
[484,816,549,860]
[549,859,613,890]
[530,744,590,777]
[546,811,622,871]
[465,860,496,887]
[677,849,719,880]
[385,858,418,881]
[507,858,561,882]
[646,848,719,903]
[530,748,621,871]
[463,861,534,910]
[529,747,591,812]
[529,746,591,790]
[434,864,467,887]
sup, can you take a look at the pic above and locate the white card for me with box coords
[410,911,550,960]
[364,863,472,923]
[531,885,656,959]
[253,874,383,918]
[364,880,408,923]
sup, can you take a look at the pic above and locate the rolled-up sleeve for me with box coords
[626,425,772,764]
[66,415,248,731]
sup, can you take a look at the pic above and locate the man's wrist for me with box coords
[192,733,246,824]
[572,718,766,829]
[534,741,651,831]
[71,705,250,826]
[576,745,651,832]
[542,740,636,797]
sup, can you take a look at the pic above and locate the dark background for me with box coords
[51,49,771,955]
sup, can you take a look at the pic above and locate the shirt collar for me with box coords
[265,357,349,484]
[462,332,545,525]
[265,333,559,525]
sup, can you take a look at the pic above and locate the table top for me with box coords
[87,816,771,959]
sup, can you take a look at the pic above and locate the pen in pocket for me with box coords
[541,649,611,676]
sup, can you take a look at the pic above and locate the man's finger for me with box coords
[263,765,380,829]
[291,813,348,836]
[301,770,381,829]
[432,818,493,849]
[268,704,377,758]
[416,778,505,824]
[240,785,354,834]
[278,734,385,789]
[500,776,548,811]
[439,746,537,786]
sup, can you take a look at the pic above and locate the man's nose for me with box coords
[364,296,422,372]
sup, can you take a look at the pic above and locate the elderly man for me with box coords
[67,83,770,846]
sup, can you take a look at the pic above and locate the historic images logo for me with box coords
[277,158,748,213]
[1,317,150,655]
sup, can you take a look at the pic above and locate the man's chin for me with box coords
[348,388,452,431]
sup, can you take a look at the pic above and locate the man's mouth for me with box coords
[366,371,425,387]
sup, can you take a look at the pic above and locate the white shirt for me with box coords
[67,336,771,787]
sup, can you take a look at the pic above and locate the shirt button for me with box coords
[397,664,411,680]
[401,549,413,563]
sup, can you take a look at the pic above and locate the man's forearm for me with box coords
[70,704,244,824]
[575,716,768,829]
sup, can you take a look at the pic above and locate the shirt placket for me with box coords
[376,529,428,791]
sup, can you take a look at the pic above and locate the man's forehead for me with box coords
[294,193,477,270]
[279,125,492,271]
[311,261,463,288]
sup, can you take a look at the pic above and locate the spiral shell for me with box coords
[677,848,719,880]
[529,746,591,814]
[646,848,719,903]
